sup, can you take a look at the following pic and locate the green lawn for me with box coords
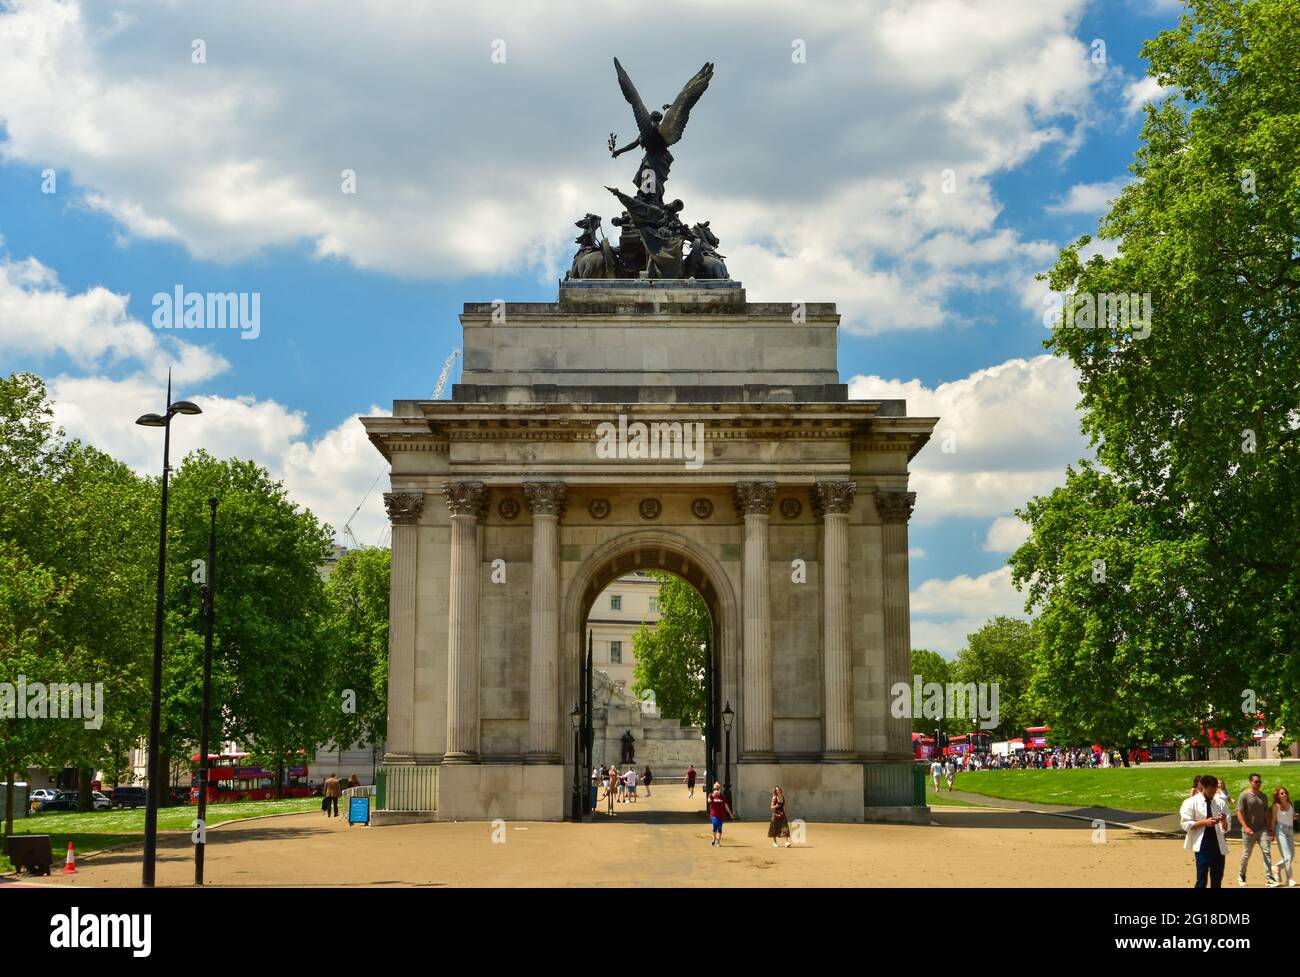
[1,797,319,874]
[945,767,1298,813]
[925,782,986,808]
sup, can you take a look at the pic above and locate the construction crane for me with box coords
[341,348,463,549]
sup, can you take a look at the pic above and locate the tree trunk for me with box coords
[77,767,93,812]
[156,743,172,807]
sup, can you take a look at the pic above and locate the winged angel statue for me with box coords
[608,58,714,207]
[566,58,729,280]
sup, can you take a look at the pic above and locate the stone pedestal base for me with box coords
[372,809,437,826]
[735,762,865,823]
[437,763,567,821]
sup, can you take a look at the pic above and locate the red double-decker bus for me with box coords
[912,732,936,761]
[190,753,311,803]
[1024,725,1052,748]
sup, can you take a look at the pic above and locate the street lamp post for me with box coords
[194,496,217,886]
[570,704,583,823]
[135,374,201,888]
[722,701,734,810]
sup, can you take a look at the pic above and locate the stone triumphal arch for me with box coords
[362,279,937,823]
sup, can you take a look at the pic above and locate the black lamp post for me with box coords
[135,374,201,888]
[194,496,217,886]
[722,701,734,810]
[570,704,583,823]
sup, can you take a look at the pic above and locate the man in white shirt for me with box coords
[624,767,638,802]
[1181,773,1230,888]
[930,758,943,792]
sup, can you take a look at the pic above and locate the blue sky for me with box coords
[0,0,1183,653]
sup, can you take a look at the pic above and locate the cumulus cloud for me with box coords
[1123,76,1169,116]
[1045,176,1129,215]
[0,0,1108,333]
[850,355,1087,524]
[910,565,1029,654]
[984,515,1031,552]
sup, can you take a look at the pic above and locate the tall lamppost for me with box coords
[570,704,583,823]
[135,376,202,888]
[722,701,734,810]
[194,496,217,886]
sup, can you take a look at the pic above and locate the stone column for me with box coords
[876,490,917,760]
[523,482,566,762]
[444,481,486,763]
[383,491,424,761]
[734,481,776,757]
[815,480,857,759]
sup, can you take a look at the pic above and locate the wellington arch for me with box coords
[360,278,938,823]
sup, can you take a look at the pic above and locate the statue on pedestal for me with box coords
[620,730,636,764]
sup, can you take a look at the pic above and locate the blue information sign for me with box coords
[348,796,370,826]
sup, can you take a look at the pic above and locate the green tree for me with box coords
[907,649,952,735]
[630,573,710,727]
[951,617,1037,741]
[322,547,390,753]
[1014,0,1300,748]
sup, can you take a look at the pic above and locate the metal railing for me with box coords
[376,765,438,813]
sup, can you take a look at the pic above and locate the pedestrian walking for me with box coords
[1236,772,1277,886]
[347,773,360,791]
[768,786,791,848]
[323,773,341,818]
[930,756,942,793]
[604,765,618,815]
[944,757,956,792]
[642,767,653,797]
[1269,786,1296,887]
[707,782,734,847]
[616,766,627,803]
[625,766,638,802]
[685,764,697,799]
[1180,774,1230,888]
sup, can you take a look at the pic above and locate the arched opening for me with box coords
[561,530,740,822]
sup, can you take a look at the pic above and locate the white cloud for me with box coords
[850,355,1087,523]
[1123,76,1169,116]
[1045,177,1129,215]
[910,565,1029,654]
[0,0,1107,334]
[984,515,1031,552]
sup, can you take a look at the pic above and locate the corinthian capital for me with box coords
[523,481,568,517]
[383,491,425,526]
[813,480,857,517]
[874,490,916,525]
[733,480,777,516]
[444,481,487,517]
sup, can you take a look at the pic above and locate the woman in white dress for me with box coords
[1269,786,1296,886]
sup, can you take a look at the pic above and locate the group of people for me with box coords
[1180,772,1296,888]
[946,748,1133,771]
[594,765,653,813]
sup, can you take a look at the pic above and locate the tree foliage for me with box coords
[630,573,710,728]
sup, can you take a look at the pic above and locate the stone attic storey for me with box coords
[361,277,938,823]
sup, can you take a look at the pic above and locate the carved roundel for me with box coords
[691,497,713,519]
[639,498,662,520]
[498,498,520,520]
[779,497,802,520]
[588,498,611,520]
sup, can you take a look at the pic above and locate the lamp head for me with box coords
[170,400,202,416]
[135,413,167,428]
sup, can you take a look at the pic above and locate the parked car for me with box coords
[28,788,59,806]
[30,790,79,814]
[91,790,112,811]
[109,785,147,809]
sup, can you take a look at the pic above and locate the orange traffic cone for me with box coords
[63,841,77,874]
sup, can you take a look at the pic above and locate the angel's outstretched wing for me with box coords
[659,62,713,146]
[614,57,652,133]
